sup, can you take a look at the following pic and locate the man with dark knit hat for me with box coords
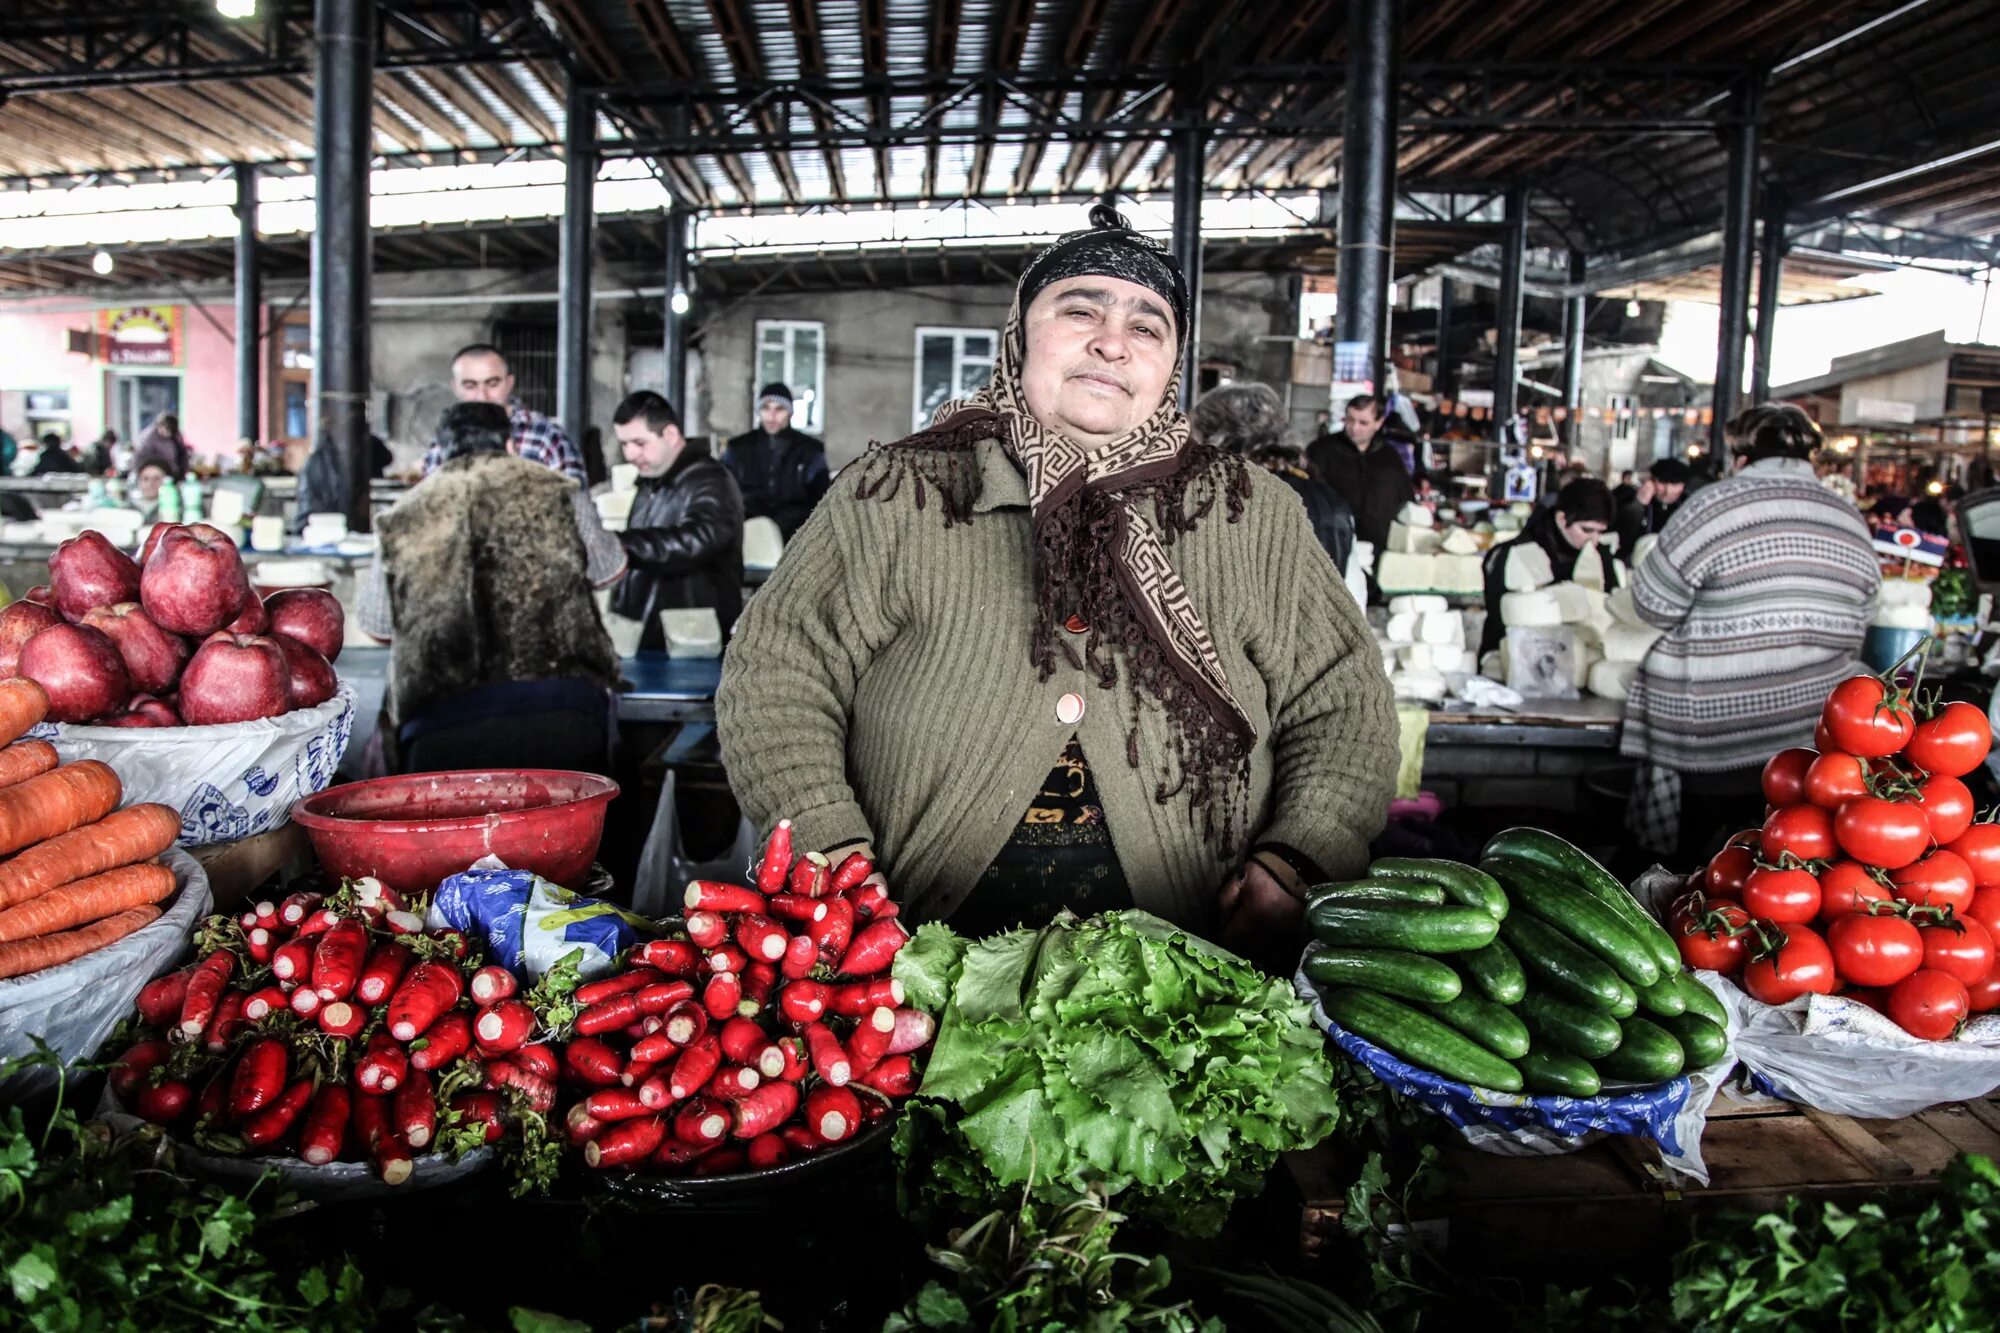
[1615,456,1691,564]
[716,205,1397,964]
[721,382,831,541]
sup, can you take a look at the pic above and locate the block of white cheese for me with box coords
[1385,612,1419,643]
[1571,620,1603,652]
[1430,643,1466,674]
[1436,554,1485,595]
[1607,585,1643,626]
[1377,552,1439,594]
[1571,635,1601,689]
[1419,610,1464,647]
[1397,501,1435,529]
[1875,603,1933,631]
[1483,646,1506,680]
[1502,543,1554,591]
[1392,669,1448,703]
[1589,660,1637,700]
[1573,541,1612,590]
[1551,581,1594,624]
[1500,589,1563,628]
[1630,534,1660,571]
[1401,642,1435,672]
[1602,622,1662,663]
[1878,579,1933,612]
[1386,522,1442,555]
[1439,526,1482,556]
[1388,594,1448,617]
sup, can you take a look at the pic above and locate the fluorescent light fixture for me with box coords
[215,0,257,18]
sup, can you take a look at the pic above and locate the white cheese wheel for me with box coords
[1551,581,1593,624]
[1401,642,1435,671]
[1387,522,1442,555]
[1439,527,1482,556]
[1589,660,1636,700]
[1397,502,1436,529]
[1431,643,1466,673]
[1378,552,1439,594]
[1419,610,1464,647]
[1606,585,1643,626]
[1502,543,1555,592]
[1602,622,1662,663]
[1385,612,1419,643]
[1500,589,1563,628]
[1388,594,1448,616]
[1392,669,1449,703]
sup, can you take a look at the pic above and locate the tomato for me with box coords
[1742,924,1837,1005]
[1920,915,1996,987]
[1803,752,1871,810]
[1833,795,1930,870]
[1743,864,1822,924]
[1761,748,1816,806]
[1916,773,1975,846]
[1903,700,1993,778]
[1887,969,1970,1040]
[1826,910,1924,987]
[1815,717,1838,754]
[1968,962,2000,1013]
[1671,896,1751,973]
[1704,845,1755,899]
[1968,886,2000,938]
[1890,850,1976,916]
[1762,803,1837,863]
[1946,823,2000,890]
[1818,860,1893,923]
[1820,676,1915,758]
[1845,986,1891,1015]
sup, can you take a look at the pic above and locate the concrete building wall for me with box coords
[1838,361,1950,425]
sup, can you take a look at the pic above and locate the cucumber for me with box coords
[1303,947,1462,1004]
[1305,880,1448,909]
[1367,857,1510,922]
[1307,901,1500,953]
[1634,974,1689,1018]
[1422,981,1532,1060]
[1515,1048,1603,1098]
[1461,938,1528,1005]
[1481,857,1661,989]
[1515,990,1623,1059]
[1663,1013,1729,1069]
[1499,913,1636,1016]
[1592,1016,1686,1084]
[1675,974,1730,1029]
[1320,987,1524,1093]
[1482,826,1683,976]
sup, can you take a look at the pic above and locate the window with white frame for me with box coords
[913,327,998,430]
[753,320,826,434]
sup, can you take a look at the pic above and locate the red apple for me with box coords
[263,588,344,662]
[270,632,337,709]
[18,623,130,723]
[226,597,270,634]
[138,523,176,569]
[178,633,288,725]
[129,694,182,727]
[50,530,142,621]
[141,526,251,637]
[23,586,53,608]
[0,601,63,679]
[80,602,189,696]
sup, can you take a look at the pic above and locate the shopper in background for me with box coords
[1478,477,1619,658]
[609,390,746,651]
[1307,393,1414,561]
[131,413,190,481]
[420,344,586,485]
[80,429,116,475]
[1614,457,1689,563]
[1190,382,1355,575]
[722,382,831,541]
[31,432,82,475]
[1621,403,1879,862]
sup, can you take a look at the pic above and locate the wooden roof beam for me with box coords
[707,0,801,205]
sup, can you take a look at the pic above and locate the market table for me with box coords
[1416,695,1626,815]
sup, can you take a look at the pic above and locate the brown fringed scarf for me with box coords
[853,291,1259,852]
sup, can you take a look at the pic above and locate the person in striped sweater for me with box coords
[1621,403,1880,861]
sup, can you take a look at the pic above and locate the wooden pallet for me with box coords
[1288,1089,2000,1272]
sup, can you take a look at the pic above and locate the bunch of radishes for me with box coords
[110,878,557,1187]
[562,820,931,1176]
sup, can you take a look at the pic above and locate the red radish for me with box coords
[294,907,341,939]
[196,1074,230,1124]
[740,962,777,1016]
[299,1085,350,1164]
[704,972,742,1021]
[566,1102,606,1146]
[474,999,535,1055]
[586,1087,654,1122]
[705,1065,762,1099]
[448,1091,505,1145]
[356,1032,408,1094]
[383,909,425,935]
[780,980,831,1024]
[807,1084,863,1143]
[719,1016,770,1066]
[110,1039,171,1100]
[407,1011,472,1072]
[687,911,728,949]
[804,1022,851,1086]
[427,928,471,959]
[755,820,793,894]
[178,951,235,1039]
[849,1006,897,1069]
[669,1034,723,1100]
[239,902,273,932]
[675,1097,730,1145]
[271,939,313,985]
[859,1095,889,1125]
[374,1129,415,1186]
[707,944,750,974]
[809,898,855,963]
[848,880,890,917]
[631,1031,678,1065]
[623,1058,663,1090]
[652,1137,711,1169]
[686,880,766,915]
[244,927,279,966]
[887,1008,935,1055]
[575,967,660,1007]
[775,1036,808,1082]
[318,1000,365,1039]
[576,991,644,1035]
[386,960,465,1042]
[586,1115,667,1167]
[288,986,322,1018]
[566,1036,624,1087]
[514,1043,558,1081]
[871,900,901,921]
[311,918,368,1002]
[779,1122,825,1156]
[241,1080,314,1149]
[355,942,415,1006]
[637,939,703,974]
[861,1055,916,1096]
[393,1070,436,1149]
[663,1001,708,1048]
[278,891,322,926]
[636,980,696,1014]
[747,1132,789,1169]
[485,1061,555,1113]
[781,932,818,981]
[788,852,830,899]
[470,965,517,1006]
[830,853,874,894]
[228,1037,288,1120]
[135,1079,192,1124]
[828,977,904,1017]
[136,969,191,1028]
[203,990,246,1054]
[241,985,290,1021]
[736,915,789,963]
[637,1074,672,1108]
[838,920,908,976]
[766,894,827,924]
[352,1086,391,1150]
[693,1147,749,1176]
[729,1080,799,1139]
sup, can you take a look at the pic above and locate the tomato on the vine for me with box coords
[1818,860,1892,923]
[1946,823,2000,890]
[1671,896,1751,973]
[1761,748,1816,807]
[1826,910,1924,988]
[1834,795,1930,870]
[1762,803,1837,863]
[1919,915,1996,987]
[1815,717,1838,754]
[1887,969,1970,1040]
[1821,676,1915,758]
[1890,850,1976,916]
[1968,963,2000,1013]
[1803,752,1871,810]
[1903,700,1993,778]
[1967,886,2000,939]
[1743,864,1822,924]
[1742,923,1837,1005]
[1916,772,1975,846]
[1704,845,1755,899]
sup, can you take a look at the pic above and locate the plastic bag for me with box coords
[426,863,641,981]
[31,685,355,847]
[0,847,212,1100]
[632,768,755,919]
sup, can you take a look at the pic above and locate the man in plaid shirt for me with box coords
[421,344,588,485]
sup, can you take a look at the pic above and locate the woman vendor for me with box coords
[1478,477,1619,658]
[716,207,1398,957]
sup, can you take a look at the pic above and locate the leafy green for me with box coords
[892,910,1343,1236]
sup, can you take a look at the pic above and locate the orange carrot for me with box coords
[0,741,57,793]
[0,678,47,748]
[0,803,180,911]
[0,761,121,858]
[0,863,176,943]
[0,905,159,979]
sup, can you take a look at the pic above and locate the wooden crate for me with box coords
[189,822,314,912]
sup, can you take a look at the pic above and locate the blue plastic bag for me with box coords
[427,865,642,981]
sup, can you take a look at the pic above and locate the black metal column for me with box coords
[558,76,596,451]
[1712,75,1762,452]
[1434,276,1456,401]
[1335,0,1397,396]
[233,163,260,450]
[1171,112,1205,408]
[662,206,690,411]
[1493,185,1527,439]
[1752,188,1787,403]
[1562,250,1587,453]
[311,0,373,530]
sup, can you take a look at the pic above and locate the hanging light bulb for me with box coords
[214,0,256,17]
[1624,295,1642,318]
[669,287,690,316]
[91,250,114,276]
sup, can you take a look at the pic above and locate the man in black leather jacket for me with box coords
[721,382,831,540]
[609,391,746,650]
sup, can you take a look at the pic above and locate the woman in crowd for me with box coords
[1478,477,1619,659]
[1189,382,1355,575]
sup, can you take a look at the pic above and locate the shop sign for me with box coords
[1853,396,1917,425]
[98,306,182,367]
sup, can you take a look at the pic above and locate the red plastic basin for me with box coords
[292,769,619,895]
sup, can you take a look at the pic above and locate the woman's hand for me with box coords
[1217,861,1304,974]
